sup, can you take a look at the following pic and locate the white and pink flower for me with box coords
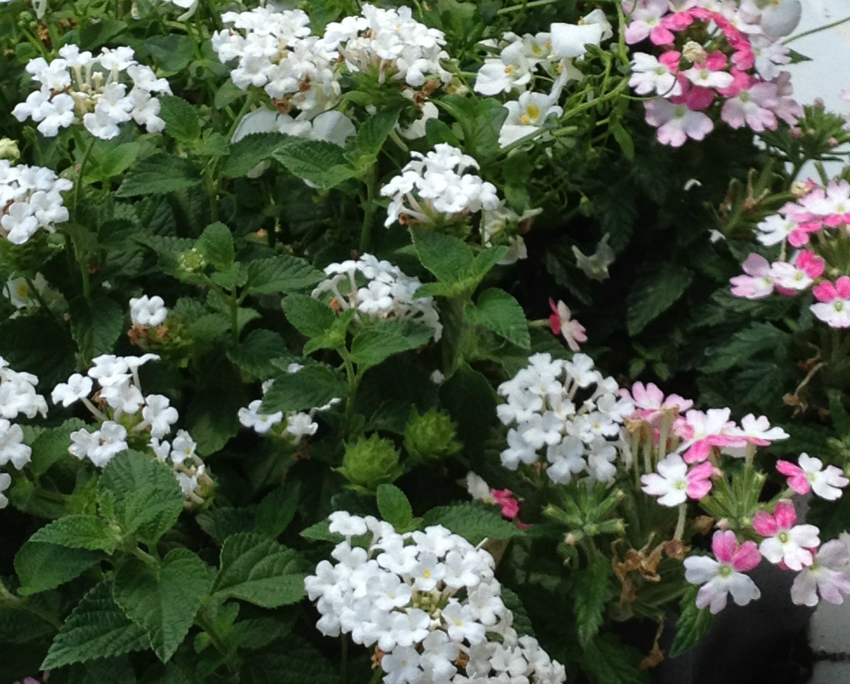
[752,501,820,571]
[730,253,774,300]
[811,277,850,328]
[548,298,587,353]
[790,540,850,607]
[684,530,762,614]
[776,453,849,501]
[641,453,714,507]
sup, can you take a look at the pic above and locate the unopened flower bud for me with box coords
[789,127,803,139]
[178,248,206,274]
[828,137,840,148]
[565,532,579,545]
[337,434,403,493]
[716,517,730,530]
[682,41,706,64]
[791,181,811,198]
[0,138,20,161]
[403,407,462,462]
[814,97,825,109]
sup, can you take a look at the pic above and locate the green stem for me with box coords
[496,0,558,14]
[0,584,62,630]
[339,347,359,426]
[367,669,383,684]
[195,609,239,674]
[73,136,96,211]
[130,546,158,565]
[359,165,377,254]
[784,14,850,45]
[24,277,54,316]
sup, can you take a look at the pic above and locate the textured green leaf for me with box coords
[29,515,119,553]
[145,35,193,72]
[228,329,290,380]
[467,289,530,349]
[98,451,184,543]
[221,133,289,178]
[256,482,300,538]
[357,108,400,155]
[260,364,345,414]
[376,484,413,531]
[282,295,335,338]
[246,255,324,294]
[273,139,357,188]
[300,520,342,542]
[196,507,257,542]
[411,227,474,282]
[829,389,850,438]
[115,154,201,197]
[422,504,523,545]
[86,142,139,182]
[196,222,234,270]
[701,322,788,372]
[30,418,87,477]
[15,543,104,595]
[581,635,649,684]
[69,296,125,360]
[246,637,340,684]
[575,554,610,647]
[160,96,200,144]
[212,533,306,608]
[0,314,75,388]
[41,581,150,669]
[113,548,214,663]
[350,320,434,368]
[669,585,714,658]
[626,264,693,336]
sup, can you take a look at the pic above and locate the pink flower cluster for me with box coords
[731,177,850,328]
[626,0,802,146]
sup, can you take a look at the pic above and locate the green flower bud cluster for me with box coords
[337,434,403,493]
[403,408,462,462]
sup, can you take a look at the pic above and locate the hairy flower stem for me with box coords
[674,504,687,541]
[360,165,377,254]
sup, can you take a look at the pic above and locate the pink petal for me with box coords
[659,51,682,70]
[788,475,812,496]
[688,461,714,482]
[813,281,838,303]
[683,440,711,464]
[687,479,713,500]
[836,276,850,300]
[776,460,803,477]
[773,500,797,529]
[705,50,727,71]
[650,25,676,45]
[752,510,778,537]
[712,530,739,564]
[732,541,762,572]
[742,253,770,277]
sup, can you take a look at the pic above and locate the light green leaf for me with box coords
[145,35,194,72]
[350,320,434,368]
[86,142,139,182]
[467,289,530,349]
[245,255,324,294]
[300,520,342,543]
[411,227,474,282]
[29,515,120,553]
[611,122,635,161]
[575,554,610,647]
[376,484,414,531]
[115,154,201,197]
[15,543,104,596]
[160,96,200,144]
[282,295,335,338]
[41,581,150,670]
[357,108,401,155]
[256,482,300,538]
[260,364,346,414]
[196,222,235,270]
[221,132,289,178]
[30,418,87,477]
[273,138,357,188]
[211,533,306,608]
[626,264,693,336]
[113,548,214,663]
[422,503,523,545]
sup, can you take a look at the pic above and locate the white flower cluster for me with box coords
[13,45,171,140]
[312,254,442,341]
[130,295,168,327]
[54,354,206,501]
[212,7,339,119]
[0,357,48,507]
[497,353,634,484]
[323,4,453,87]
[380,144,500,228]
[305,512,566,684]
[238,370,321,442]
[0,160,71,245]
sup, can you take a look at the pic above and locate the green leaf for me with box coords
[115,154,201,197]
[160,96,201,144]
[145,35,194,72]
[669,585,714,658]
[86,142,139,182]
[701,322,788,373]
[611,122,635,161]
[29,516,119,553]
[211,533,306,608]
[15,543,104,596]
[256,482,300,538]
[221,132,289,178]
[98,451,184,543]
[626,264,693,336]
[581,635,649,684]
[376,484,414,531]
[113,548,214,663]
[422,503,523,545]
[246,638,340,684]
[300,520,342,543]
[273,139,357,188]
[0,315,75,388]
[574,554,609,647]
[500,588,534,637]
[830,390,850,438]
[197,507,257,542]
[260,364,346,414]
[30,418,87,477]
[229,329,290,380]
[196,222,235,270]
[357,108,401,155]
[411,227,474,282]
[467,289,530,349]
[282,295,335,338]
[350,320,434,368]
[440,365,496,449]
[69,296,125,360]
[41,581,150,670]
[245,255,325,294]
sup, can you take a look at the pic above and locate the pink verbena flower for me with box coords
[730,253,774,299]
[777,453,849,500]
[620,381,693,423]
[721,79,779,132]
[752,500,820,570]
[548,298,587,352]
[791,539,850,607]
[811,276,850,328]
[803,180,850,227]
[684,530,762,613]
[625,0,674,45]
[727,413,789,446]
[684,51,734,90]
[644,96,713,147]
[770,251,824,294]
[491,488,520,520]
[641,453,713,506]
[675,407,744,464]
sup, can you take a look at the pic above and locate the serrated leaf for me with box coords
[85,142,139,182]
[197,507,257,542]
[357,108,401,155]
[626,264,693,336]
[701,322,788,373]
[145,35,193,72]
[581,635,649,684]
[69,296,125,360]
[41,581,150,669]
[196,222,234,270]
[245,255,324,294]
[422,503,523,545]
[0,605,55,643]
[411,227,474,282]
[273,139,357,188]
[0,314,75,389]
[611,121,635,161]
[282,295,335,338]
[300,520,342,542]
[376,484,414,531]
[113,548,213,663]
[467,288,530,349]
[221,132,290,178]
[500,588,534,637]
[15,543,104,596]
[830,390,850,438]
[256,482,300,538]
[29,515,119,553]
[260,364,346,414]
[669,585,714,657]
[229,329,290,380]
[211,533,306,608]
[350,320,434,368]
[115,154,201,197]
[30,418,87,477]
[160,96,200,144]
[98,451,184,543]
[575,554,609,647]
